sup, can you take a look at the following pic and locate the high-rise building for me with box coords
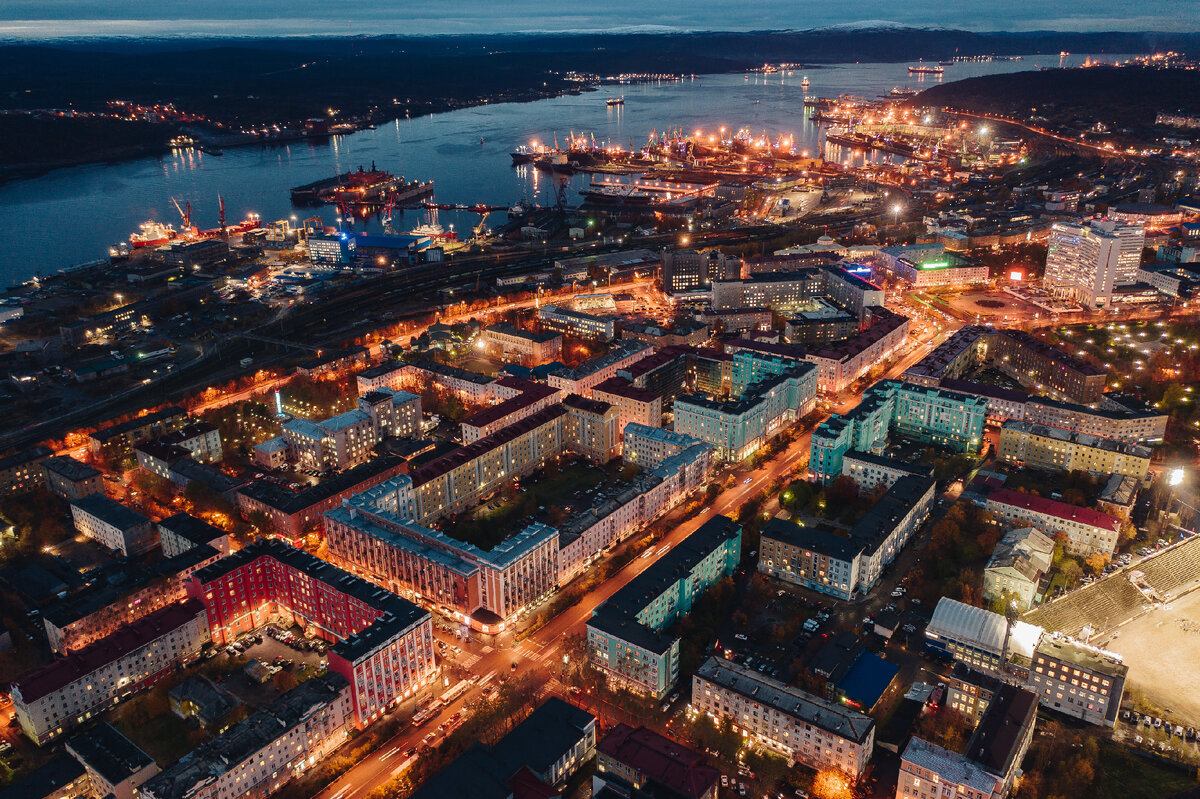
[1044,218,1145,308]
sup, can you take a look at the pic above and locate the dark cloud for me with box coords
[0,0,1194,37]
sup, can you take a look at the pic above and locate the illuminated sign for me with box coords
[845,265,872,276]
[919,261,950,270]
[1009,271,1024,282]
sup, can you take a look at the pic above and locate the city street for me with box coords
[313,299,953,799]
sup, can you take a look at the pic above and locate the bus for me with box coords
[411,700,443,727]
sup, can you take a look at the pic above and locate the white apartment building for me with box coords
[270,388,421,473]
[548,341,654,397]
[841,451,933,492]
[12,600,209,745]
[985,488,1121,557]
[1044,218,1145,308]
[70,495,157,556]
[141,674,353,799]
[622,424,705,469]
[538,305,617,340]
[692,657,875,779]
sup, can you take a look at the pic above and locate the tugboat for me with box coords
[801,76,810,89]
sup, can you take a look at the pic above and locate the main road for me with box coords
[314,310,953,799]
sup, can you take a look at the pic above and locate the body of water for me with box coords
[0,53,1123,285]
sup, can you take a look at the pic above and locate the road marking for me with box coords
[379,746,401,762]
[478,669,497,686]
[329,786,351,799]
[392,756,416,776]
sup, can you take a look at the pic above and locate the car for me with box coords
[721,776,729,788]
[1154,717,1164,729]
[891,589,904,597]
[422,733,437,746]
[743,478,752,484]
[738,784,747,796]
[1176,725,1185,737]
[734,633,748,641]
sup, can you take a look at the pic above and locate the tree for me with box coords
[1060,560,1084,588]
[827,475,859,511]
[811,768,854,799]
[1084,553,1110,576]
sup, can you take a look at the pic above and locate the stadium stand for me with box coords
[1025,536,1200,637]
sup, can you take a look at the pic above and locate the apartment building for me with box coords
[269,388,420,473]
[841,451,934,493]
[692,657,875,779]
[157,513,231,559]
[593,377,663,436]
[411,699,596,799]
[760,476,935,600]
[1044,218,1145,308]
[538,304,617,340]
[155,422,222,464]
[662,248,739,293]
[364,399,618,525]
[66,722,159,799]
[618,350,688,404]
[903,326,1106,405]
[588,516,742,698]
[898,685,1038,799]
[383,360,498,403]
[811,380,985,482]
[985,488,1122,557]
[479,322,563,366]
[946,663,1001,724]
[235,455,408,539]
[0,446,52,497]
[12,599,210,745]
[674,363,817,461]
[982,527,1055,612]
[460,377,561,443]
[557,444,714,584]
[141,674,352,799]
[622,424,708,469]
[803,308,910,394]
[69,495,157,556]
[594,725,720,799]
[187,539,435,726]
[1027,634,1127,727]
[325,497,558,633]
[549,340,654,397]
[88,407,189,460]
[996,420,1152,480]
[41,456,104,501]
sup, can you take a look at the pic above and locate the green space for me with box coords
[444,459,633,549]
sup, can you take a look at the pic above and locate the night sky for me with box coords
[1,0,1196,39]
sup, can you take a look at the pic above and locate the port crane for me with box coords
[171,197,193,230]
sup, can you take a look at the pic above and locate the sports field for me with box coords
[1102,587,1200,725]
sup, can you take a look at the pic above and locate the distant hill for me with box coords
[912,66,1200,130]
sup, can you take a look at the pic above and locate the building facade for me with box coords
[69,495,157,556]
[1044,218,1145,308]
[187,539,435,727]
[692,657,875,779]
[996,420,1151,480]
[1026,634,1127,727]
[984,489,1121,557]
[587,517,741,699]
[12,600,210,745]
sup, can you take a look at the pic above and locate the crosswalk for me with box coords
[458,652,481,669]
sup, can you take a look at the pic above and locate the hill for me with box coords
[912,66,1200,131]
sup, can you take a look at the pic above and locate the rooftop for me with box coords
[927,597,1043,662]
[597,725,720,799]
[0,755,86,799]
[65,722,154,787]
[695,657,874,744]
[236,454,405,514]
[902,738,998,794]
[14,599,206,703]
[964,684,1038,777]
[41,455,101,482]
[986,488,1122,533]
[143,674,349,799]
[487,322,562,344]
[70,494,150,531]
[761,518,862,563]
[593,377,661,404]
[1034,633,1128,679]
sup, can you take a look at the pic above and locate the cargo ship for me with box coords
[907,65,944,75]
[606,97,625,106]
[290,164,433,207]
[511,142,551,164]
[129,197,261,249]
